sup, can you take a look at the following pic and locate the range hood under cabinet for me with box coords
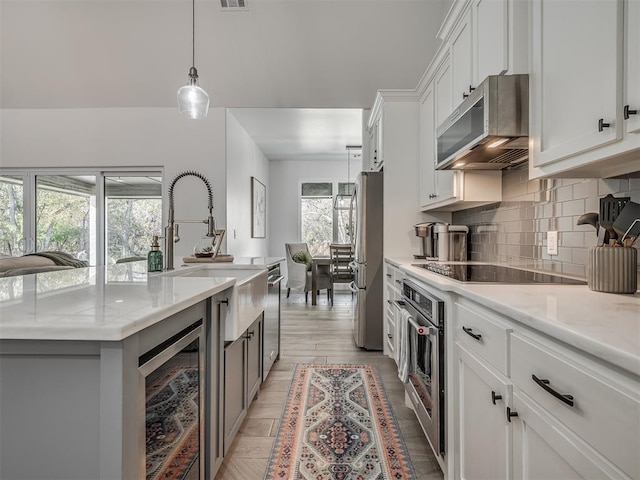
[436,75,529,171]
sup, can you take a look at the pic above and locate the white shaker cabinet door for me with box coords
[511,391,624,479]
[625,0,640,134]
[450,10,474,108]
[530,0,623,168]
[455,344,511,480]
[419,83,437,207]
[475,0,508,83]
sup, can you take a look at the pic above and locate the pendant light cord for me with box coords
[192,0,195,68]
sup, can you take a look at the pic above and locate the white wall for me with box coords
[0,107,226,260]
[268,158,356,262]
[225,112,269,257]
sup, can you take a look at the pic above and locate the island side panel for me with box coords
[0,340,102,480]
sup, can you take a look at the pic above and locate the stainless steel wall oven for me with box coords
[397,279,445,459]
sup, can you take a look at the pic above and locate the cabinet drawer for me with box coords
[455,302,511,376]
[511,333,640,479]
[385,265,404,290]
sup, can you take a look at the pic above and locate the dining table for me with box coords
[311,256,331,306]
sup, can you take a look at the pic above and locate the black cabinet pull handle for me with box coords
[506,406,518,422]
[463,92,469,99]
[395,279,402,284]
[598,118,611,132]
[218,298,229,305]
[532,374,574,407]
[624,105,638,120]
[469,86,475,92]
[387,333,393,339]
[491,391,502,405]
[462,326,482,341]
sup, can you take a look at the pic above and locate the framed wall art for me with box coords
[251,177,266,238]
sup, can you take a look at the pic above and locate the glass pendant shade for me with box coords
[177,68,210,119]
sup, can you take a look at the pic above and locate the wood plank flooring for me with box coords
[214,290,444,480]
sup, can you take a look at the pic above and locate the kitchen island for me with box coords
[0,263,235,480]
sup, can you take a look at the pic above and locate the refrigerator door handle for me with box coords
[348,281,358,293]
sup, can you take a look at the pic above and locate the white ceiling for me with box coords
[0,0,451,161]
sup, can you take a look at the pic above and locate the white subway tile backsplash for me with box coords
[573,180,598,199]
[561,199,586,216]
[598,178,623,195]
[555,185,573,202]
[452,169,640,279]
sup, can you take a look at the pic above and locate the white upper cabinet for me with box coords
[438,0,519,121]
[529,0,640,178]
[474,0,508,83]
[418,62,501,211]
[366,114,383,172]
[450,10,474,107]
[625,0,640,134]
[419,82,438,207]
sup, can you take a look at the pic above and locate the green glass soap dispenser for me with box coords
[147,235,163,272]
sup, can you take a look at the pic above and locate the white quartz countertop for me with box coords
[386,257,640,376]
[0,263,235,342]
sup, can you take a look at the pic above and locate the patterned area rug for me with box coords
[265,364,416,480]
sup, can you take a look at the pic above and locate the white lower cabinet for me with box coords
[384,262,404,363]
[455,343,511,480]
[511,390,622,480]
[453,298,640,480]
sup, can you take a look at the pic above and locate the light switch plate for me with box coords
[547,231,558,255]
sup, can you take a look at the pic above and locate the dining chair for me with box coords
[284,243,332,303]
[329,244,354,302]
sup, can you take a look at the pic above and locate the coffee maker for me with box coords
[415,222,469,261]
[414,222,439,259]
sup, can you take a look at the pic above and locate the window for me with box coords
[300,181,354,256]
[105,175,162,265]
[0,169,163,265]
[36,175,97,263]
[0,175,24,256]
[301,183,333,256]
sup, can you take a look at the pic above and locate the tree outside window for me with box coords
[300,181,354,256]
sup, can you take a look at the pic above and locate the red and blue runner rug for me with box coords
[265,364,417,479]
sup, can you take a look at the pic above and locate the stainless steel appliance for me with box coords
[433,224,469,262]
[263,263,282,380]
[395,279,445,459]
[414,222,440,259]
[350,171,384,350]
[436,74,529,171]
[415,263,587,284]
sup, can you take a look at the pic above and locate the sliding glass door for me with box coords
[0,169,163,265]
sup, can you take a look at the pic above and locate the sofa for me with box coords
[0,252,89,278]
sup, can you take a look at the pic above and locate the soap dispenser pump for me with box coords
[147,235,163,272]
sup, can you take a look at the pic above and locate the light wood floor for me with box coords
[214,289,444,480]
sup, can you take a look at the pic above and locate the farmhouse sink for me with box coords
[165,266,267,341]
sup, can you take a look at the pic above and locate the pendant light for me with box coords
[334,145,361,211]
[177,0,210,119]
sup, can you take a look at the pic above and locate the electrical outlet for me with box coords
[547,231,558,255]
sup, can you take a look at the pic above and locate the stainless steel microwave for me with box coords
[435,74,529,170]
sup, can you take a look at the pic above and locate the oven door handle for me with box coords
[393,300,436,337]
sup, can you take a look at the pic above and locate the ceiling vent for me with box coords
[221,0,247,10]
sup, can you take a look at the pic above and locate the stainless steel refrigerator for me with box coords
[350,170,383,350]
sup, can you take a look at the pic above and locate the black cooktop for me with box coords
[413,263,587,285]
